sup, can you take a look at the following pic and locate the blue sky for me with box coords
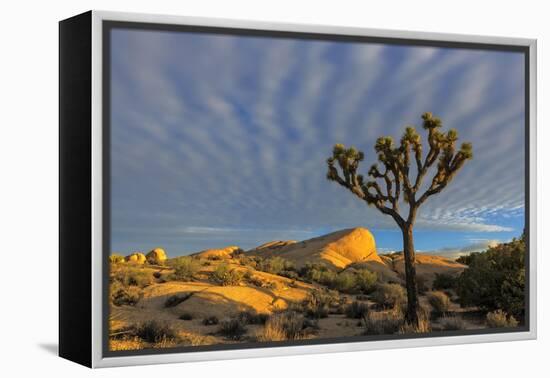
[110,29,525,258]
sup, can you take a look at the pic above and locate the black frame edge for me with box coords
[59,10,93,368]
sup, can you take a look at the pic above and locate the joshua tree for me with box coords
[326,112,472,325]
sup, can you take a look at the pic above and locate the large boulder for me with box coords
[146,248,167,265]
[246,227,379,269]
[193,246,243,260]
[125,252,146,264]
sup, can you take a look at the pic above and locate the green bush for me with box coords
[211,263,244,286]
[363,311,404,335]
[486,310,519,328]
[427,291,450,314]
[332,272,357,293]
[169,256,201,281]
[299,263,331,283]
[371,283,406,309]
[218,319,247,340]
[202,316,219,326]
[456,237,525,317]
[258,257,295,275]
[355,269,378,293]
[345,301,369,319]
[432,273,457,290]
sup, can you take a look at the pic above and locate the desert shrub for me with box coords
[332,272,357,293]
[439,315,466,331]
[168,256,201,281]
[243,269,253,280]
[428,291,451,314]
[456,237,525,317]
[257,311,308,341]
[152,271,162,279]
[258,257,296,275]
[111,285,141,306]
[112,268,154,288]
[363,311,404,335]
[299,263,331,282]
[237,311,269,325]
[302,290,336,319]
[432,273,457,290]
[211,263,244,286]
[179,313,193,320]
[218,319,247,340]
[280,270,299,280]
[109,254,125,264]
[486,310,519,328]
[164,293,193,308]
[202,316,219,326]
[399,315,431,334]
[345,301,369,319]
[416,275,428,295]
[355,269,378,293]
[371,283,406,309]
[237,255,258,268]
[456,253,479,265]
[135,321,177,343]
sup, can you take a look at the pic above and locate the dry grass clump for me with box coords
[134,320,178,344]
[112,268,154,288]
[371,283,406,309]
[345,301,369,319]
[439,315,466,331]
[427,291,451,314]
[256,311,313,342]
[363,309,404,335]
[237,311,269,325]
[110,284,141,306]
[217,319,248,340]
[486,310,519,328]
[399,308,431,334]
[302,289,337,319]
[109,336,144,351]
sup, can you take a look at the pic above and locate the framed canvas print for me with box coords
[59,10,537,368]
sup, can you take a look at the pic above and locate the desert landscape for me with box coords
[107,33,527,353]
[109,227,525,351]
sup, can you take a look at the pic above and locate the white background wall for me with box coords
[0,0,546,376]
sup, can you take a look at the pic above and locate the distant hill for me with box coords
[246,227,466,286]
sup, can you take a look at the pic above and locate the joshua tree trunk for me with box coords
[401,223,419,325]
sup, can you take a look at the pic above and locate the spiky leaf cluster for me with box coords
[326,112,473,226]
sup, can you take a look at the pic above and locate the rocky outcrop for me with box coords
[125,252,146,264]
[146,248,167,265]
